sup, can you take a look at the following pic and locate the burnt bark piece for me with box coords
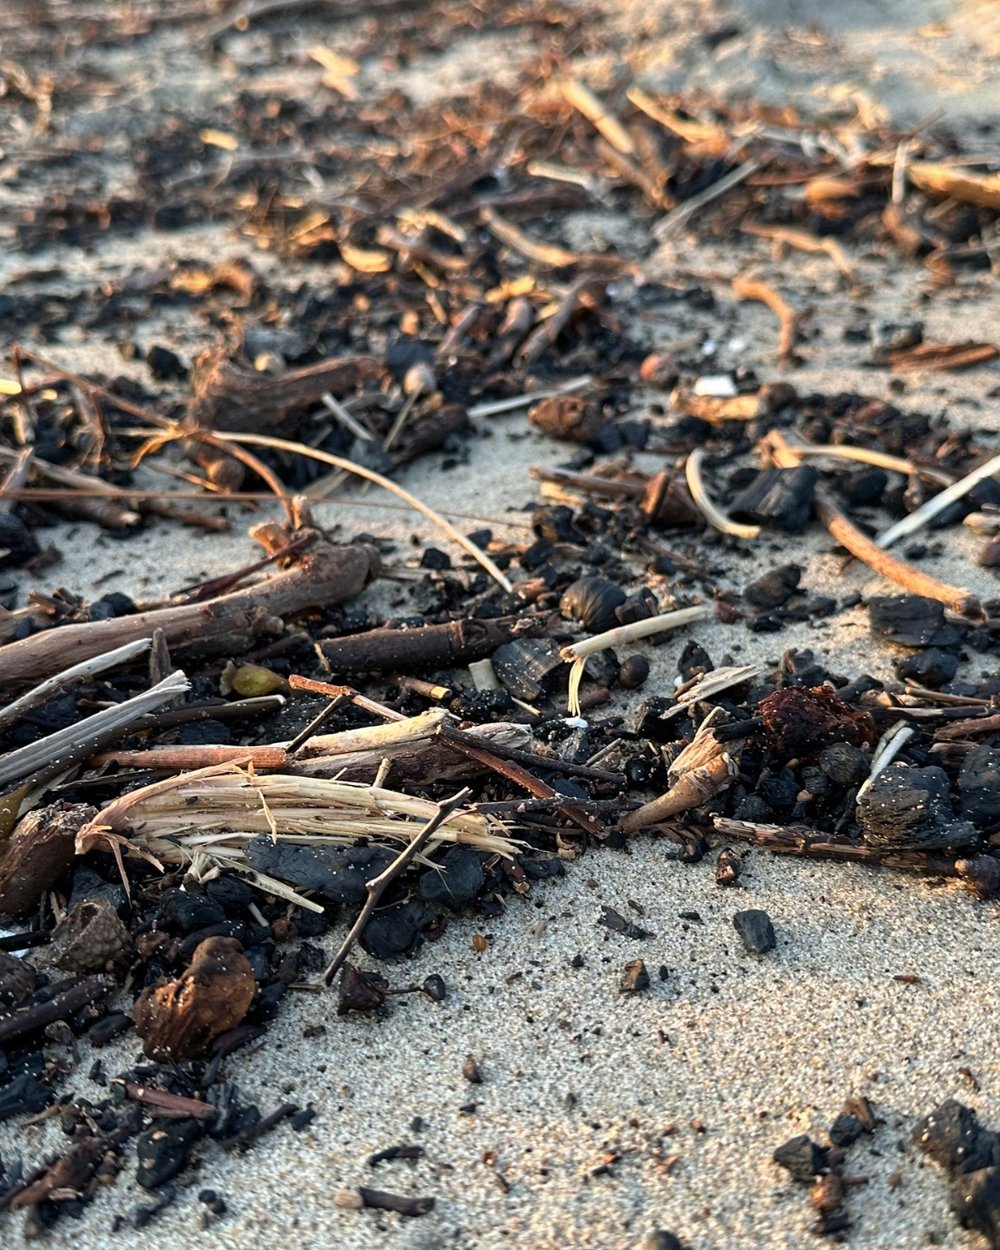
[0,541,377,689]
[730,466,818,532]
[952,1167,1000,1247]
[0,802,96,917]
[190,349,380,432]
[958,746,1000,827]
[319,615,535,673]
[857,764,978,851]
[133,937,256,1061]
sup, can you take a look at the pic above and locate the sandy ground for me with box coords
[2,1,1000,1247]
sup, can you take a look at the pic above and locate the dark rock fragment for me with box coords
[491,637,563,702]
[204,874,256,915]
[418,846,484,909]
[956,855,1000,899]
[360,898,433,959]
[620,959,650,993]
[895,647,959,688]
[730,466,818,532]
[743,563,801,609]
[0,1072,52,1122]
[773,1133,828,1183]
[136,1118,203,1189]
[462,1055,483,1083]
[858,764,978,850]
[958,747,1000,827]
[243,839,394,905]
[868,594,964,647]
[733,909,776,955]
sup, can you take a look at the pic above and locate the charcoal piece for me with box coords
[0,1072,51,1122]
[146,344,187,381]
[490,638,563,703]
[243,840,395,904]
[67,866,128,916]
[958,747,1000,827]
[87,1013,131,1047]
[868,595,964,648]
[418,846,485,909]
[799,766,830,799]
[734,794,774,824]
[730,466,818,532]
[895,648,959,689]
[678,640,713,681]
[952,1166,1000,1246]
[956,855,1000,899]
[155,890,226,934]
[619,655,650,689]
[641,1234,686,1250]
[773,1134,828,1183]
[0,951,37,1007]
[360,899,433,960]
[532,505,580,545]
[818,743,867,787]
[136,1118,203,1189]
[915,1100,1000,1176]
[386,337,434,381]
[520,857,565,881]
[620,959,650,993]
[837,467,888,507]
[0,513,40,568]
[755,768,799,812]
[630,696,679,741]
[858,764,978,850]
[204,875,256,915]
[828,1114,865,1147]
[733,909,776,955]
[614,587,659,626]
[743,563,801,609]
[599,906,652,940]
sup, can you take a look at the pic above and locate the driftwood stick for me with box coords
[712,817,961,877]
[319,615,537,672]
[0,670,190,790]
[0,540,377,689]
[732,274,799,364]
[0,637,152,738]
[320,788,472,986]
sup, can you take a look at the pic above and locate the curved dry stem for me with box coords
[685,449,760,539]
[208,431,513,592]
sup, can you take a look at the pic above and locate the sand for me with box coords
[2,1,1000,1247]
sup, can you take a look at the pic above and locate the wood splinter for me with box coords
[732,274,800,364]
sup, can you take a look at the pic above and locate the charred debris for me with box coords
[1,2,1000,1236]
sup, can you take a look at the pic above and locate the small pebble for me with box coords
[620,959,650,993]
